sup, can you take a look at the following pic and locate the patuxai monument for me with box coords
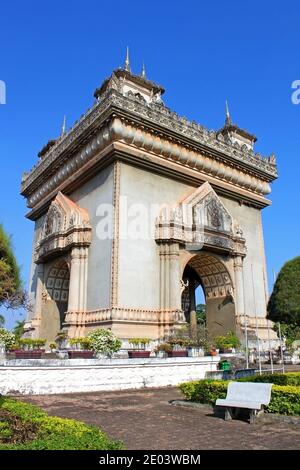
[21,52,278,346]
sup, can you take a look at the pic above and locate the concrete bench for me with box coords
[215,381,273,423]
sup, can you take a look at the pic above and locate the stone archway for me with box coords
[39,259,70,342]
[155,181,247,339]
[182,253,236,337]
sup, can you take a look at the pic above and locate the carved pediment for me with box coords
[155,182,246,256]
[183,182,233,233]
[35,192,92,262]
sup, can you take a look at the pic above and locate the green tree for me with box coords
[273,322,300,347]
[267,256,300,327]
[0,314,5,327]
[0,224,24,309]
[196,303,206,325]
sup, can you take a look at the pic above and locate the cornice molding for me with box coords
[21,89,278,199]
[23,118,273,218]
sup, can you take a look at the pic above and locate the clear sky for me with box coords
[0,0,299,328]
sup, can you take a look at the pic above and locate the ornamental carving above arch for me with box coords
[155,182,246,257]
[35,192,92,262]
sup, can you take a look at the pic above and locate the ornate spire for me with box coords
[125,46,130,72]
[225,99,231,126]
[61,115,66,136]
[141,62,146,78]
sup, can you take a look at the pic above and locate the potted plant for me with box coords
[209,347,218,356]
[186,340,205,357]
[154,342,172,358]
[186,325,210,357]
[68,337,94,358]
[167,338,188,357]
[215,331,240,353]
[15,338,46,359]
[88,328,122,358]
[128,338,151,358]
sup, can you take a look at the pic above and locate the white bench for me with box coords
[215,381,273,423]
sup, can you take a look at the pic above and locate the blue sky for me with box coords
[0,0,299,328]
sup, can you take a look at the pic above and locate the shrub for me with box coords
[214,331,240,350]
[168,324,211,350]
[266,385,300,415]
[0,328,16,351]
[88,328,122,355]
[179,379,300,415]
[179,380,227,404]
[238,372,300,387]
[128,338,150,349]
[0,397,123,450]
[155,343,172,353]
[69,337,92,350]
[18,338,46,350]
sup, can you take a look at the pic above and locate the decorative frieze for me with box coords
[155,181,247,258]
[25,117,273,212]
[21,88,277,205]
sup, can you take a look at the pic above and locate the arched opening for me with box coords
[181,253,236,338]
[40,259,70,342]
[45,259,70,327]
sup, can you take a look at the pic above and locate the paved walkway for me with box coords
[20,387,299,450]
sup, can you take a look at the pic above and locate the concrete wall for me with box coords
[220,196,268,319]
[118,163,191,308]
[206,298,236,338]
[71,165,114,310]
[0,357,218,395]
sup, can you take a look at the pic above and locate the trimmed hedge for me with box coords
[238,372,300,387]
[0,397,123,450]
[179,379,300,416]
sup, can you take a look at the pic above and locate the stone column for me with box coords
[68,247,88,313]
[233,256,245,317]
[164,244,170,310]
[159,243,166,310]
[169,243,181,310]
[29,263,44,338]
[34,263,45,318]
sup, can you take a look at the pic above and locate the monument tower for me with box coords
[21,52,278,345]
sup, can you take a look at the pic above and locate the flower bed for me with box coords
[0,397,123,450]
[179,378,300,416]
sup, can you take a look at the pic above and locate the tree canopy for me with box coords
[196,304,206,325]
[0,224,23,309]
[267,256,300,327]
